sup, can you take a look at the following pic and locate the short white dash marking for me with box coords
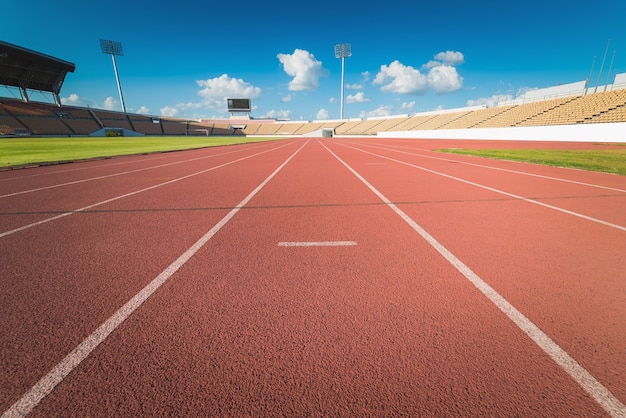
[278,241,357,247]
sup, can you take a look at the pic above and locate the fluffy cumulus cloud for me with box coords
[359,105,393,119]
[374,51,464,96]
[160,106,179,117]
[425,50,465,68]
[161,74,261,117]
[373,61,428,94]
[265,109,292,120]
[196,74,261,108]
[401,101,416,111]
[61,93,81,106]
[277,49,329,91]
[316,108,329,120]
[346,92,370,104]
[103,96,118,110]
[427,65,463,93]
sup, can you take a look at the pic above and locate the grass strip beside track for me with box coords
[0,136,283,168]
[439,148,626,176]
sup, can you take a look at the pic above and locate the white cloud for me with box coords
[374,51,464,95]
[160,106,179,117]
[329,97,337,104]
[424,51,465,69]
[103,96,118,110]
[435,50,465,66]
[61,93,81,105]
[346,83,362,90]
[137,106,151,114]
[346,92,370,104]
[401,101,415,111]
[373,61,429,94]
[360,105,392,118]
[265,109,292,120]
[316,108,329,120]
[467,93,514,107]
[160,74,262,118]
[428,65,463,93]
[281,94,293,103]
[196,74,261,109]
[277,49,329,91]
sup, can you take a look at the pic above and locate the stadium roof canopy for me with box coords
[0,41,75,105]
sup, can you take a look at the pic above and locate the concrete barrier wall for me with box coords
[377,123,626,142]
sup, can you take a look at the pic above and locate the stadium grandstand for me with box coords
[1,41,625,140]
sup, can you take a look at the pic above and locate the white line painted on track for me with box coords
[0,140,302,238]
[320,139,626,418]
[0,142,274,199]
[278,241,357,246]
[0,142,273,184]
[333,141,626,232]
[0,141,308,418]
[342,140,626,193]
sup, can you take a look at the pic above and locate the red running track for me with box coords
[1,138,625,417]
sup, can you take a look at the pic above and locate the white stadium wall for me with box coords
[377,122,626,142]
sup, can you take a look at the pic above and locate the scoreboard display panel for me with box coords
[227,98,251,112]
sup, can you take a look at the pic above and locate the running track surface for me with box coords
[1,137,625,417]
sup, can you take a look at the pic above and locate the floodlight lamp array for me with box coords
[100,39,124,56]
[334,43,352,59]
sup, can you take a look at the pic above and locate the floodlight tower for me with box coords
[100,39,127,113]
[334,43,351,119]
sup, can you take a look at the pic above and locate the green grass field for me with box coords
[438,148,626,176]
[0,136,283,168]
[2,137,625,176]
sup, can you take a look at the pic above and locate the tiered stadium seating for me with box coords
[91,110,133,130]
[275,123,307,135]
[479,96,579,128]
[385,114,433,131]
[254,123,283,135]
[334,120,366,135]
[341,119,386,135]
[1,87,624,137]
[129,115,163,135]
[0,102,27,134]
[161,119,189,135]
[365,116,411,134]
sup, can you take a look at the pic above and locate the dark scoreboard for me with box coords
[227,98,251,112]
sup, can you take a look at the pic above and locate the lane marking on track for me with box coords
[0,140,302,238]
[343,140,626,193]
[320,140,626,418]
[0,141,308,418]
[333,141,626,232]
[0,142,274,199]
[278,241,357,247]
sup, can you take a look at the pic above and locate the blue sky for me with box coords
[2,0,625,121]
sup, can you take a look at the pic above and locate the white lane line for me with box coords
[320,140,626,418]
[278,241,357,247]
[1,141,307,418]
[0,142,273,199]
[342,140,626,193]
[333,142,626,232]
[0,141,300,238]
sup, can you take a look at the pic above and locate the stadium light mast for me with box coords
[100,39,127,113]
[335,43,351,119]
